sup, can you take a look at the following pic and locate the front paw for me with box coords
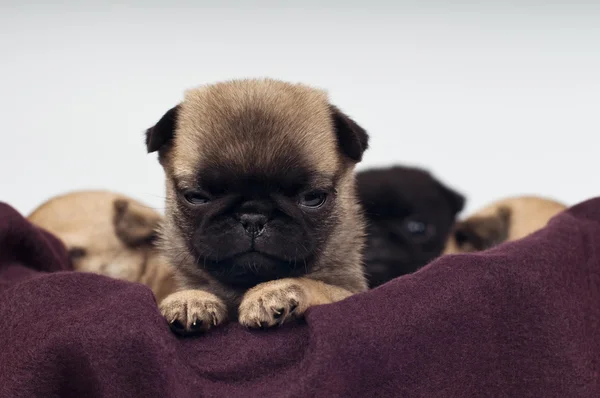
[238,279,307,329]
[159,290,227,336]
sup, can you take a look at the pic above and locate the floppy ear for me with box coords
[436,181,466,215]
[113,199,162,248]
[145,105,180,154]
[329,105,369,162]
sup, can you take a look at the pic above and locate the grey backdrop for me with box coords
[1,1,598,215]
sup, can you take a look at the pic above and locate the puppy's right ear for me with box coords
[145,105,180,154]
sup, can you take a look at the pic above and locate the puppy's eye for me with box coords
[454,229,469,246]
[183,191,210,205]
[401,216,434,241]
[299,191,327,208]
[68,247,87,260]
[405,220,427,235]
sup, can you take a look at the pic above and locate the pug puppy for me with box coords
[357,166,465,288]
[444,195,567,254]
[146,78,370,335]
[28,190,177,302]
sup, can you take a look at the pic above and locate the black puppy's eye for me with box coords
[401,216,434,242]
[68,247,87,260]
[299,191,327,208]
[183,191,210,205]
[404,220,428,235]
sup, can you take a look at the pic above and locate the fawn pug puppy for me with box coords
[146,78,370,335]
[444,195,567,254]
[27,190,177,302]
[357,166,465,288]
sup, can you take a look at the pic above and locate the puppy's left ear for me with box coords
[145,105,180,154]
[330,105,369,162]
[437,181,466,215]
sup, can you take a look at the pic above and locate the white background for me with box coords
[1,1,598,216]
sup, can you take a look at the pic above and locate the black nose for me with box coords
[239,213,267,237]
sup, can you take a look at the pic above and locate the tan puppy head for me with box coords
[28,191,176,301]
[444,195,567,254]
[145,78,370,297]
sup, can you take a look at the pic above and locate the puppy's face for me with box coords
[444,207,511,254]
[357,167,465,287]
[146,79,368,289]
[444,196,567,254]
[27,191,162,282]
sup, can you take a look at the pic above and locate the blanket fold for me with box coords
[1,200,599,397]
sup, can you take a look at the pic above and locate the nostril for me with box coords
[243,223,265,236]
[239,213,267,237]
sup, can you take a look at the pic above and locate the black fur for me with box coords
[356,166,465,288]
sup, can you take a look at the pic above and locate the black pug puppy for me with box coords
[356,166,465,288]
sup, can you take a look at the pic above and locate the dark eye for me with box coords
[405,220,428,235]
[68,247,87,260]
[299,191,327,208]
[401,216,434,242]
[454,229,470,246]
[183,191,210,205]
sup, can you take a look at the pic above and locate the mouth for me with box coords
[198,250,309,289]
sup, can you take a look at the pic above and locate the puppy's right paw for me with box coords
[159,290,227,336]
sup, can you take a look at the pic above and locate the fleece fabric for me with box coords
[0,200,599,397]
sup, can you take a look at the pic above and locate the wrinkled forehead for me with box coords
[169,82,341,185]
[181,164,337,197]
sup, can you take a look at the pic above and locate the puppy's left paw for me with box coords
[238,279,307,329]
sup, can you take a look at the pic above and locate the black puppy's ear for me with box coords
[145,105,180,154]
[437,181,466,215]
[329,105,369,162]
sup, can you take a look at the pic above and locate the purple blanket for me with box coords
[1,199,599,397]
